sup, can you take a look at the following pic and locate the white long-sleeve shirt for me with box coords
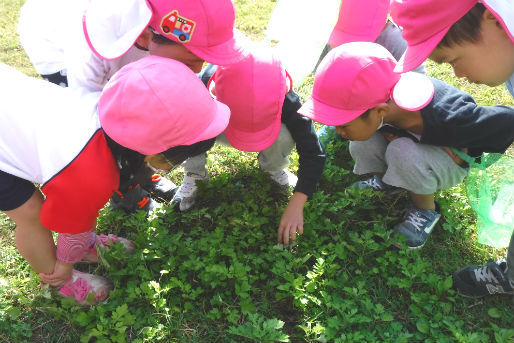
[0,63,119,234]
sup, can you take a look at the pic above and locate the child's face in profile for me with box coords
[335,111,381,141]
[148,41,205,73]
[136,29,205,73]
[429,12,514,87]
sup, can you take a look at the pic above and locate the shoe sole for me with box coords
[454,287,514,298]
[456,291,489,299]
[391,241,426,250]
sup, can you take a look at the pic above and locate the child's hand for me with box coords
[444,146,468,166]
[39,260,73,287]
[277,192,307,246]
[382,132,400,142]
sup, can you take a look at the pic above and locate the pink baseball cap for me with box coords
[83,0,246,65]
[98,56,230,155]
[211,43,289,152]
[328,0,390,47]
[390,0,478,73]
[298,42,435,126]
[148,0,247,65]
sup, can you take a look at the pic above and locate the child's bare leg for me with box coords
[5,190,56,275]
[408,192,436,210]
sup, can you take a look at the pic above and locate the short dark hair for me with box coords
[151,30,179,46]
[360,108,371,119]
[438,3,486,48]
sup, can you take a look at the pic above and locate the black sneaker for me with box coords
[393,205,441,250]
[139,167,177,202]
[453,260,514,298]
[110,185,157,213]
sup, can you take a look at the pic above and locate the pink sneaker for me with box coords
[57,270,112,305]
[86,233,136,256]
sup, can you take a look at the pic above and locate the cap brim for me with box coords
[224,116,282,152]
[393,28,449,73]
[185,30,249,66]
[392,72,435,111]
[183,100,231,145]
[328,27,382,47]
[83,0,152,61]
[298,97,365,126]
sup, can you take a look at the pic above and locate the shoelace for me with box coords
[404,210,428,232]
[364,177,384,190]
[175,174,201,198]
[271,170,289,185]
[473,264,500,284]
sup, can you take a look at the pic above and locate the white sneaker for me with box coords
[172,171,209,211]
[268,169,298,187]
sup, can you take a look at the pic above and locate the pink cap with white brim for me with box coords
[298,42,434,126]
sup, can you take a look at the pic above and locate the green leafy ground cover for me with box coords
[1,0,513,342]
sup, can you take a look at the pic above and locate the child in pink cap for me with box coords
[391,0,514,298]
[18,0,246,213]
[391,0,514,92]
[316,0,426,146]
[299,42,514,251]
[1,56,230,304]
[319,0,426,70]
[176,43,326,246]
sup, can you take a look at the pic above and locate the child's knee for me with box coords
[349,139,383,160]
[385,138,418,167]
[349,140,370,159]
[274,125,294,148]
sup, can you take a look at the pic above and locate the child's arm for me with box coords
[281,91,326,197]
[278,192,307,246]
[39,260,73,287]
[420,78,514,153]
[39,231,93,286]
[278,91,326,245]
[66,49,110,93]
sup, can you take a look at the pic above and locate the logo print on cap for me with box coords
[160,10,196,42]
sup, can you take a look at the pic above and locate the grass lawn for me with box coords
[1,0,513,342]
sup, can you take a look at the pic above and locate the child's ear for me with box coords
[483,8,500,26]
[135,28,153,51]
[375,103,389,119]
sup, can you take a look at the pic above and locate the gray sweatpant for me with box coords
[349,133,468,194]
[183,123,295,175]
[351,133,514,283]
